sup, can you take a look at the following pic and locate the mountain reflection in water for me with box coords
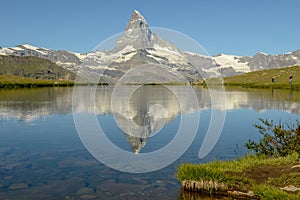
[1,86,300,154]
[0,86,300,199]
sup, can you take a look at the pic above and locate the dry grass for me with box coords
[223,66,300,89]
[0,75,74,88]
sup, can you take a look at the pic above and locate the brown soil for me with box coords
[231,163,300,185]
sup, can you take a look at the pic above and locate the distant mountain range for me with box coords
[0,10,299,82]
[185,50,300,78]
[0,44,84,73]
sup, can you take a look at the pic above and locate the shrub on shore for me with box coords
[245,118,300,157]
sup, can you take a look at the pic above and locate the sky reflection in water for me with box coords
[0,86,299,199]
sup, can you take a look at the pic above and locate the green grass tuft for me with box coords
[253,185,300,200]
[178,153,300,197]
[177,163,226,183]
[267,173,300,188]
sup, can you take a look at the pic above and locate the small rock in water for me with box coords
[9,183,29,190]
[280,185,300,192]
[0,168,7,175]
[77,187,95,195]
[80,194,97,199]
[4,176,13,180]
[228,190,255,198]
[291,165,300,169]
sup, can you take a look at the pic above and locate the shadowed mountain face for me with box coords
[115,10,153,51]
[115,10,180,53]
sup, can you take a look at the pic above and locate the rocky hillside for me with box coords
[0,55,75,80]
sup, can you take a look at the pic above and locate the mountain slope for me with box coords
[0,55,75,80]
[0,44,85,72]
[224,65,300,88]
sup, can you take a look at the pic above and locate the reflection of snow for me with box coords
[223,89,300,113]
[1,86,299,154]
[0,101,54,121]
[0,86,299,122]
[0,88,73,121]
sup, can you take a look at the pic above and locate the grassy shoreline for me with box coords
[1,64,300,90]
[203,81,300,90]
[178,118,300,199]
[222,82,300,90]
[177,154,300,199]
[0,75,74,88]
[222,66,300,90]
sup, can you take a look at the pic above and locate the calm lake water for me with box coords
[0,86,299,199]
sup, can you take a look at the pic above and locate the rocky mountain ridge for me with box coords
[0,44,85,73]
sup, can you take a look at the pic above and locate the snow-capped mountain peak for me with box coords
[116,10,153,51]
[131,10,147,24]
[1,10,300,81]
[88,10,206,83]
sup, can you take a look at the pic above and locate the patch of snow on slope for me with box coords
[73,52,87,61]
[153,44,181,56]
[114,51,137,63]
[184,51,210,57]
[149,47,187,65]
[21,44,40,50]
[146,54,165,63]
[119,45,136,53]
[214,54,250,73]
[11,47,24,51]
[0,48,14,55]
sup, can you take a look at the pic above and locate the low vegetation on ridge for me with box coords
[0,75,74,88]
[0,55,75,80]
[223,66,300,89]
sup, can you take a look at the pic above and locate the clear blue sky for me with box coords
[1,0,299,56]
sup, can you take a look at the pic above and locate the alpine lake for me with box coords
[0,85,299,200]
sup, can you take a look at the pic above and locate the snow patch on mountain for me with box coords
[213,54,250,73]
[21,44,45,50]
[0,48,14,55]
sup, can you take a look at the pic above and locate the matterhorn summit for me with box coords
[115,10,180,54]
[82,10,205,83]
[125,10,148,31]
[115,10,153,51]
